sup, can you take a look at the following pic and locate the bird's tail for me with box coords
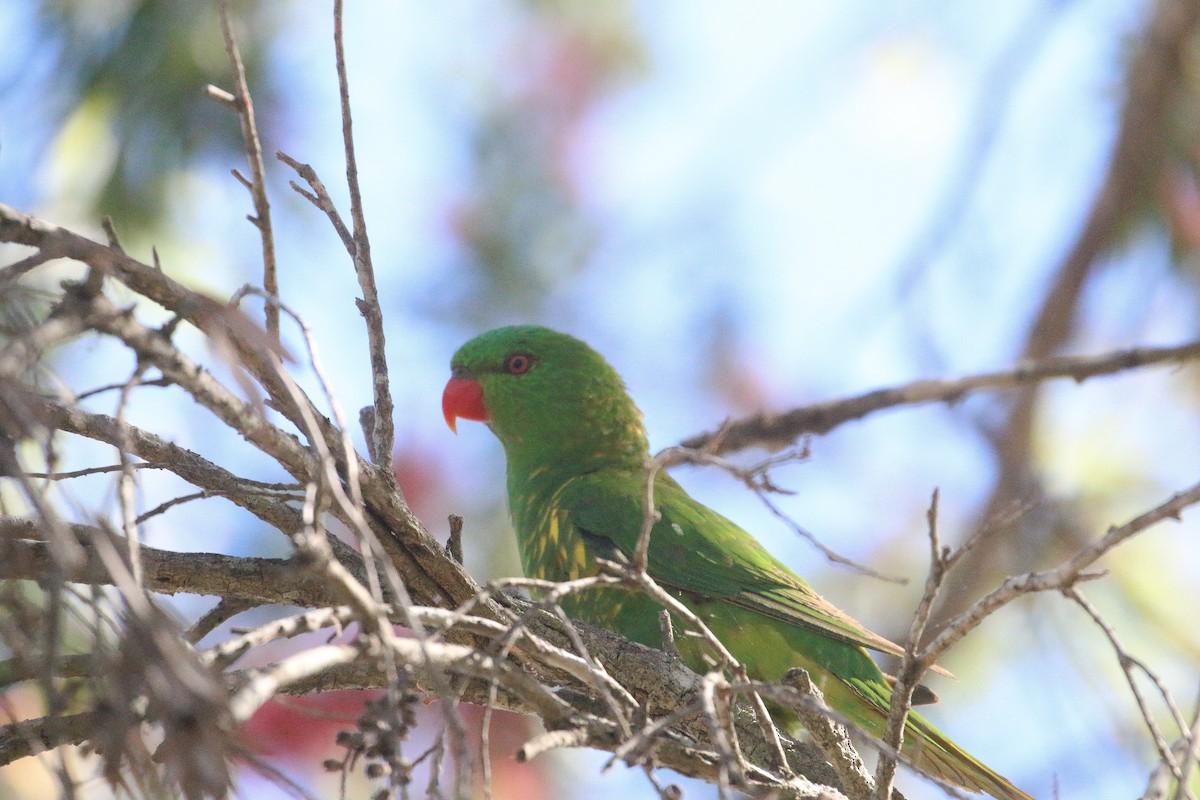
[840,677,1033,800]
[901,709,1033,800]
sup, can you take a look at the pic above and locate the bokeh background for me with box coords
[3,1,1200,798]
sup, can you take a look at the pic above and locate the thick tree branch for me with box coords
[0,523,852,794]
[0,523,345,608]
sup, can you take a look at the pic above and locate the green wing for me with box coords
[548,469,1030,800]
[555,468,921,664]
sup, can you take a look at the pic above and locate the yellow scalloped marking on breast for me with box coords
[570,535,589,578]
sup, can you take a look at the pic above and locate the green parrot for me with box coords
[443,325,1032,800]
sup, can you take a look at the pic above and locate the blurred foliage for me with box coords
[17,0,282,233]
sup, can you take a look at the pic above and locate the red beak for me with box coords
[442,377,489,432]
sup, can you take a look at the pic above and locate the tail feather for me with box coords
[840,677,1033,800]
[904,712,1033,800]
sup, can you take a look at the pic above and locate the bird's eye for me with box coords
[504,353,533,375]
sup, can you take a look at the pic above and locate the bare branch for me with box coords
[920,479,1200,666]
[0,711,101,767]
[42,402,308,535]
[331,0,396,477]
[1066,587,1189,781]
[216,0,279,342]
[948,0,1200,659]
[275,152,354,252]
[875,490,946,800]
[517,727,590,761]
[0,204,331,449]
[782,669,875,800]
[0,251,50,285]
[0,522,346,607]
[681,340,1200,455]
[653,445,901,581]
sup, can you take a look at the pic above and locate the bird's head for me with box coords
[443,325,649,470]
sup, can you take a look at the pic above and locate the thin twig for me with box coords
[633,453,666,572]
[275,152,354,251]
[0,252,50,285]
[1065,586,1186,780]
[876,489,946,800]
[919,479,1200,668]
[699,671,740,798]
[331,0,395,477]
[217,0,279,343]
[655,445,902,581]
[115,364,149,586]
[76,377,171,400]
[1173,685,1200,800]
[518,727,590,761]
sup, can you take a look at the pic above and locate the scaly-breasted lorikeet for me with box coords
[442,325,1031,800]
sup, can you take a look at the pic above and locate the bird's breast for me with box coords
[518,505,593,583]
